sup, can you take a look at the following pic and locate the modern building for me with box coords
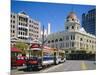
[82,8,96,35]
[47,23,51,35]
[11,12,40,45]
[46,12,96,60]
[39,23,51,41]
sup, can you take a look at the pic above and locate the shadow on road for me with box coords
[17,64,57,72]
[18,68,40,72]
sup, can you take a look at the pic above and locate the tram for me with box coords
[26,43,66,70]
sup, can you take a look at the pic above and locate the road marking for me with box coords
[81,61,88,70]
[40,63,64,73]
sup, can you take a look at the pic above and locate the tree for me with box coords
[14,42,29,55]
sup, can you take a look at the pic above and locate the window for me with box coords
[87,39,88,42]
[55,39,58,42]
[48,41,50,43]
[13,20,15,23]
[66,43,68,47]
[19,32,20,35]
[72,42,74,47]
[13,25,15,28]
[66,26,69,30]
[13,15,15,18]
[13,30,15,33]
[73,35,75,40]
[71,35,73,40]
[11,30,12,33]
[60,43,62,48]
[77,27,79,29]
[66,51,68,53]
[72,26,74,29]
[11,20,12,23]
[52,40,54,43]
[59,38,62,41]
[66,36,69,40]
[11,25,12,28]
[23,33,25,35]
[25,24,27,26]
[70,35,75,40]
[72,19,74,21]
[80,38,83,41]
[11,14,12,18]
[90,40,91,43]
[19,22,20,25]
[29,20,31,23]
[21,32,23,35]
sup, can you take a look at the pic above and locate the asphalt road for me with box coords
[11,60,96,75]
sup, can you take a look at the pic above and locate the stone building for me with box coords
[46,12,96,60]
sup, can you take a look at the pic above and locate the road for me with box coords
[11,60,96,75]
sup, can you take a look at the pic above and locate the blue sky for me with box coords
[11,0,96,33]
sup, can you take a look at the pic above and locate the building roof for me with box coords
[67,12,77,20]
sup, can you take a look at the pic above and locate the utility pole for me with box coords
[41,25,44,63]
[42,25,44,46]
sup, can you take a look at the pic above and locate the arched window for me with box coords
[55,39,58,42]
[52,40,54,43]
[59,38,63,41]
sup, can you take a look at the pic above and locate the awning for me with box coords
[11,47,22,53]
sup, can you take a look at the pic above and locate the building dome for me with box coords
[66,12,79,23]
[67,12,77,19]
